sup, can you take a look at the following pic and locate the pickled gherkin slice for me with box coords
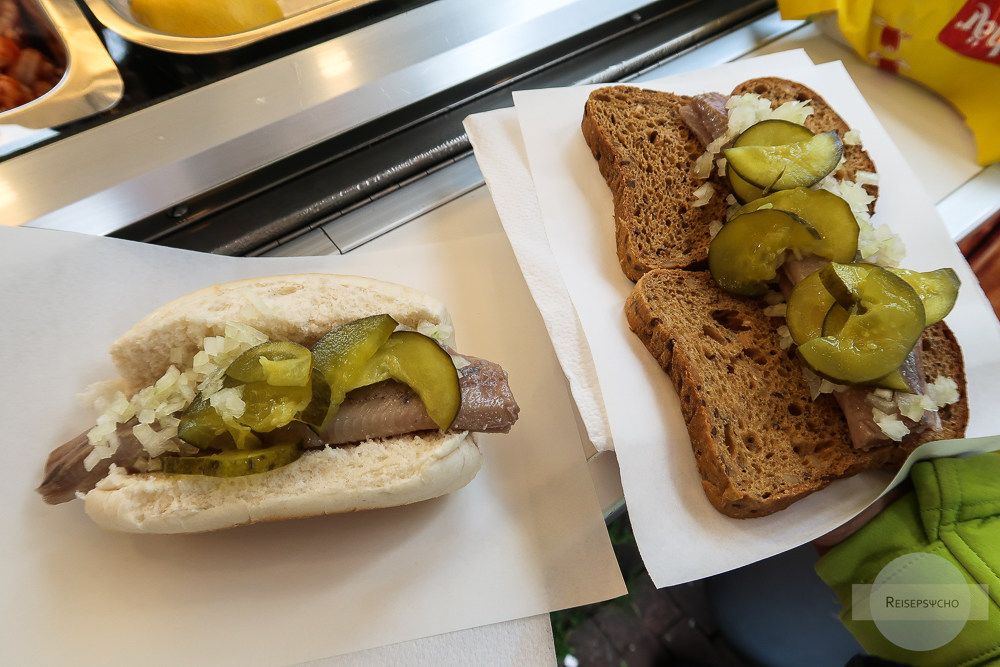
[818,261,876,307]
[298,367,333,429]
[785,269,836,345]
[726,120,815,203]
[820,302,850,337]
[818,301,911,391]
[177,395,262,450]
[735,188,859,264]
[726,163,766,204]
[225,341,312,387]
[348,331,461,431]
[161,441,302,477]
[708,209,821,296]
[788,264,961,345]
[309,314,398,428]
[887,267,961,326]
[237,380,312,432]
[732,118,815,148]
[724,131,843,190]
[797,263,925,384]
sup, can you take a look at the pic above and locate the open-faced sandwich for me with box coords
[582,78,968,518]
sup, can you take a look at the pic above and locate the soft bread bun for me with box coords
[85,431,482,534]
[87,273,481,533]
[111,273,454,393]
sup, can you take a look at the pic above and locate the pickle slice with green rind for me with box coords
[887,267,961,326]
[298,367,333,430]
[310,314,398,428]
[708,209,822,296]
[819,300,913,392]
[225,341,312,387]
[786,269,836,345]
[732,118,815,148]
[726,120,816,203]
[867,369,912,392]
[348,331,461,431]
[726,163,766,204]
[797,263,925,384]
[735,188,859,263]
[237,381,313,432]
[819,262,874,308]
[820,302,850,337]
[795,264,960,340]
[177,395,262,450]
[724,131,843,190]
[161,441,302,477]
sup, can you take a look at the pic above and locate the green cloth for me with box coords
[816,451,1000,666]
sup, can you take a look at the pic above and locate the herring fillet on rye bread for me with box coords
[73,274,494,533]
[624,269,969,518]
[580,79,879,282]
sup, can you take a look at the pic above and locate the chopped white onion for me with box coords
[692,182,715,207]
[865,391,897,414]
[776,324,794,350]
[763,303,787,318]
[926,376,960,408]
[838,180,876,223]
[895,392,936,421]
[209,386,246,421]
[857,218,907,267]
[854,170,880,186]
[843,129,862,146]
[693,152,714,179]
[764,290,785,306]
[873,408,910,441]
[86,322,271,464]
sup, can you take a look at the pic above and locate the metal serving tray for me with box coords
[0,0,122,130]
[82,0,381,54]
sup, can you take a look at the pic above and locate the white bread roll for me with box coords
[85,431,481,534]
[84,273,482,534]
[111,273,454,393]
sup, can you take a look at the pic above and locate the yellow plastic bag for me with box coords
[779,0,1000,165]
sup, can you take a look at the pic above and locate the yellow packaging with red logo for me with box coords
[779,0,1000,165]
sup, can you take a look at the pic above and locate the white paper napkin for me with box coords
[465,107,613,452]
[0,218,625,665]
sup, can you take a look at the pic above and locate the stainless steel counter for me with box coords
[14,0,656,233]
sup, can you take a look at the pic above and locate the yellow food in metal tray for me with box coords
[130,0,284,37]
[779,0,1000,165]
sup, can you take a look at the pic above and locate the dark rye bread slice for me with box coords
[581,86,728,280]
[625,269,968,518]
[581,79,879,282]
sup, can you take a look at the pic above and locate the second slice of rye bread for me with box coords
[625,269,968,518]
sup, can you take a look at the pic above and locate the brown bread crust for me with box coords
[625,269,968,518]
[581,86,728,280]
[582,79,879,282]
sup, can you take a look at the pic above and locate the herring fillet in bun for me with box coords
[37,274,520,534]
